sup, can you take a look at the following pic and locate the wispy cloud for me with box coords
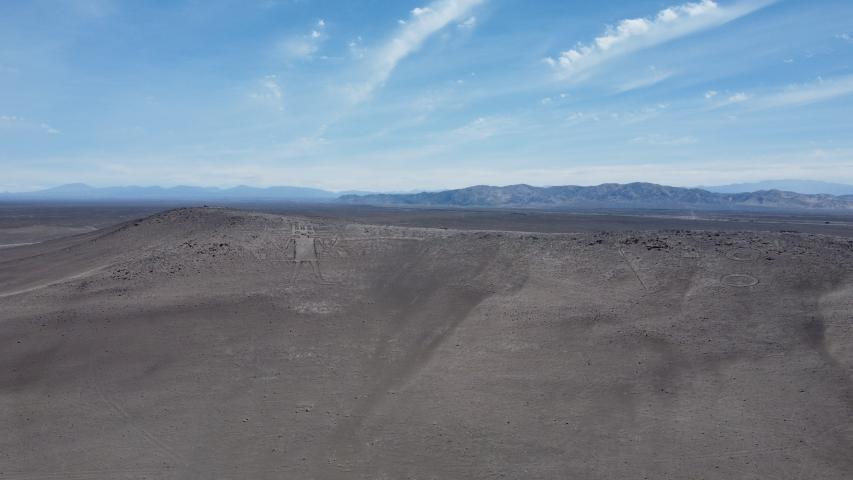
[348,36,366,59]
[0,115,60,135]
[0,115,22,125]
[546,0,774,82]
[728,92,750,103]
[276,18,327,60]
[757,75,853,108]
[457,16,477,30]
[449,115,517,141]
[615,66,675,92]
[249,75,284,110]
[707,75,853,110]
[702,90,750,108]
[40,123,61,135]
[348,0,484,102]
[562,104,670,127]
[631,134,697,146]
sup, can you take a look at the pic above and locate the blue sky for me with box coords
[1,0,852,192]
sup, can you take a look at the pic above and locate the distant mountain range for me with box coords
[704,180,853,196]
[6,181,853,210]
[340,183,853,210]
[0,183,338,201]
[0,184,431,202]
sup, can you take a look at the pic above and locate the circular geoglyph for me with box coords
[722,274,759,287]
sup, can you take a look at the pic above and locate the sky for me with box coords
[1,0,853,192]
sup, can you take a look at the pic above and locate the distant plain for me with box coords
[4,202,853,245]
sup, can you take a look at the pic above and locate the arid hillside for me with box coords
[2,207,853,479]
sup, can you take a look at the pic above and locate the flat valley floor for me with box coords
[1,205,853,479]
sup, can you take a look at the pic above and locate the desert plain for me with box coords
[1,204,853,479]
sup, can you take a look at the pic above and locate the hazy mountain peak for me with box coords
[1,184,337,201]
[705,180,853,196]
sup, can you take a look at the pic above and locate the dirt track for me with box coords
[2,207,853,479]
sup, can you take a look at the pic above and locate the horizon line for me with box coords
[3,179,853,196]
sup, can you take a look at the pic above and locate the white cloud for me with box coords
[348,36,366,59]
[449,115,516,141]
[562,104,668,127]
[40,123,61,135]
[631,134,697,146]
[546,0,774,82]
[728,92,750,103]
[249,75,284,110]
[0,115,60,135]
[836,33,852,42]
[700,90,748,108]
[276,19,328,60]
[458,16,477,30]
[278,38,318,59]
[349,0,484,102]
[756,75,853,108]
[705,75,853,110]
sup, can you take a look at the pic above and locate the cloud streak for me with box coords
[706,75,853,110]
[546,0,774,82]
[757,75,853,108]
[350,0,484,102]
[615,66,675,92]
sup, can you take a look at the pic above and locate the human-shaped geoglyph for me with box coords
[284,223,332,284]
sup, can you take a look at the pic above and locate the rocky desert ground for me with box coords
[2,206,853,479]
